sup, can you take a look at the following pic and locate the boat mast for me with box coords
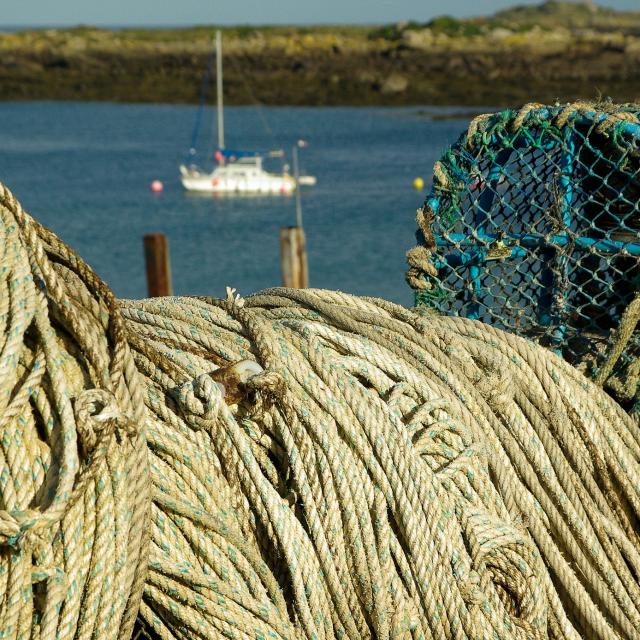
[216,30,225,150]
[293,144,303,228]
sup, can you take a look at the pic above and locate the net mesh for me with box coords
[406,102,640,408]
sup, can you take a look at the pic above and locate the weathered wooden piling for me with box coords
[280,226,308,289]
[144,233,173,297]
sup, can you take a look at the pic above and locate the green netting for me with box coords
[406,101,640,409]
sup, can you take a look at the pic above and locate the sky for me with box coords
[2,0,638,27]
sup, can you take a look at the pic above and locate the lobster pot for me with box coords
[408,103,640,405]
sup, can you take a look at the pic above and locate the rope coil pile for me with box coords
[124,291,549,640]
[0,185,150,639]
[0,182,639,640]
[123,287,640,640]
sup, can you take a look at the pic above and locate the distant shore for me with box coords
[2,3,639,107]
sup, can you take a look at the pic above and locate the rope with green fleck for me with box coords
[122,286,640,640]
[1,181,640,640]
[0,183,151,640]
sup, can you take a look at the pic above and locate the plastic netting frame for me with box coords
[407,102,640,409]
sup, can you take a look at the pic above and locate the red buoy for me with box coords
[150,180,164,193]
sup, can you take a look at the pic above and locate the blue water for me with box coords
[0,102,468,305]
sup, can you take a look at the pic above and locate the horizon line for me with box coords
[2,21,407,30]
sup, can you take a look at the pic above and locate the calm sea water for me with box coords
[0,102,470,305]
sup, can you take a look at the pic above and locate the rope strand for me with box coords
[1,181,639,640]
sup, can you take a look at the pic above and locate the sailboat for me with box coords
[179,31,313,195]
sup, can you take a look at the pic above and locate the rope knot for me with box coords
[245,370,287,417]
[0,508,54,552]
[460,506,546,629]
[75,389,134,456]
[416,205,436,249]
[0,509,38,548]
[476,371,513,413]
[245,370,286,399]
[210,360,265,406]
[173,374,225,426]
[459,569,485,607]
[406,246,438,277]
[466,112,494,145]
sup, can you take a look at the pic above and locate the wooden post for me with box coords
[144,233,173,297]
[280,226,308,289]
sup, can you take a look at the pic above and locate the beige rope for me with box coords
[0,183,151,640]
[121,286,640,640]
[595,294,640,400]
[2,182,640,640]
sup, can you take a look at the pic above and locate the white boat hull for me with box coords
[180,164,296,194]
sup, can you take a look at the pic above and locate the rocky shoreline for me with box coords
[2,5,639,107]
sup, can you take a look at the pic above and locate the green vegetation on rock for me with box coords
[0,1,639,106]
[368,0,640,40]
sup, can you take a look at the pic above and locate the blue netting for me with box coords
[407,102,640,406]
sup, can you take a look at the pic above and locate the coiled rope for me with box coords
[1,181,640,640]
[122,287,640,640]
[0,184,150,640]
